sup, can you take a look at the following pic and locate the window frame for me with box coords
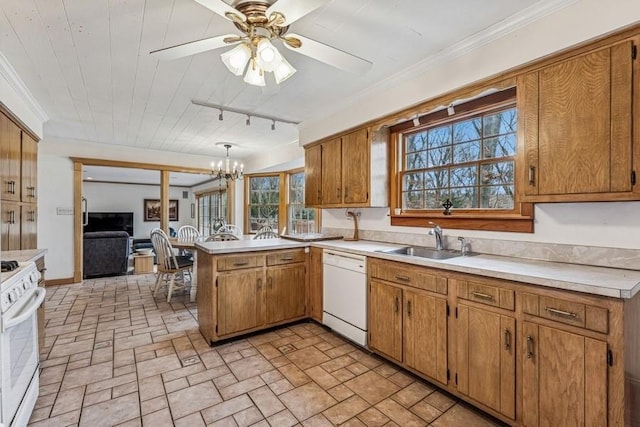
[286,168,319,234]
[389,87,533,233]
[244,169,320,235]
[195,187,229,235]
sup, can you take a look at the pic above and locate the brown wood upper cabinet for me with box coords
[305,126,388,208]
[0,113,22,202]
[518,36,639,202]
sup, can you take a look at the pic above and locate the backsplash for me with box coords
[323,227,640,271]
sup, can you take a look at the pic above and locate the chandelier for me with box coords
[212,144,244,182]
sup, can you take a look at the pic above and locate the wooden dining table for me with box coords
[168,238,198,302]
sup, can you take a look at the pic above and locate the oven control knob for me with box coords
[7,292,14,303]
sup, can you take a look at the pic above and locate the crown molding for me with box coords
[0,51,49,124]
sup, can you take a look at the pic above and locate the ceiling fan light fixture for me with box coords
[244,58,266,86]
[256,38,282,72]
[273,56,296,84]
[221,43,251,75]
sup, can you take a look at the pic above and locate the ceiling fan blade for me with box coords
[193,0,246,22]
[266,0,328,25]
[150,34,239,61]
[283,33,372,74]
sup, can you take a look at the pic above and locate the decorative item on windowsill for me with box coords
[212,144,243,183]
[442,199,453,215]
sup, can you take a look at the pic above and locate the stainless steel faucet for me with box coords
[428,221,444,250]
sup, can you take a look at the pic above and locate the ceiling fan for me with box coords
[150,0,372,87]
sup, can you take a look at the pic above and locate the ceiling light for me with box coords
[273,56,296,84]
[211,144,243,182]
[243,58,266,87]
[246,115,251,126]
[220,43,251,76]
[256,38,282,72]
[218,110,224,121]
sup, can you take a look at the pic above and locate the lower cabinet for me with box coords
[367,256,630,426]
[456,303,515,419]
[198,248,308,343]
[522,321,608,427]
[368,259,448,385]
[308,247,323,322]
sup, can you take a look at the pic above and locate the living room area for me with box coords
[80,164,218,279]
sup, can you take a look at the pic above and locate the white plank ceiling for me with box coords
[1,0,553,164]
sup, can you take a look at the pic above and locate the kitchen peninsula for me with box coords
[196,238,640,426]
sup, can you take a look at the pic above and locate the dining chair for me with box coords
[253,229,279,240]
[217,224,242,238]
[177,225,201,240]
[206,233,239,241]
[150,229,193,302]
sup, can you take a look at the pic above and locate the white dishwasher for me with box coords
[323,249,367,346]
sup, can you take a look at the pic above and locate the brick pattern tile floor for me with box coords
[30,273,506,426]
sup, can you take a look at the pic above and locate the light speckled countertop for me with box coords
[197,238,640,299]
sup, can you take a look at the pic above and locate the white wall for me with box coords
[83,182,194,239]
[309,0,640,251]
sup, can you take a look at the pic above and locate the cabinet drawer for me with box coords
[267,249,305,266]
[522,293,608,334]
[457,281,514,311]
[369,259,447,295]
[217,254,263,271]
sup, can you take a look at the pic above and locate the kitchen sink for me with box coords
[376,246,465,260]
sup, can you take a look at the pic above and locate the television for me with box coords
[84,212,134,236]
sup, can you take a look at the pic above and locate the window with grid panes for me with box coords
[247,175,280,233]
[196,190,228,236]
[402,106,517,211]
[287,171,317,234]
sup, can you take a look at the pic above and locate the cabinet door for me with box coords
[521,38,635,199]
[522,321,607,427]
[321,138,342,205]
[368,279,402,363]
[21,133,37,203]
[304,144,322,206]
[456,305,515,419]
[0,114,21,202]
[266,264,306,324]
[1,201,21,251]
[341,128,369,205]
[404,290,448,385]
[21,205,37,249]
[308,247,323,322]
[217,270,262,336]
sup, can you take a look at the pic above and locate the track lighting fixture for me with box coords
[192,100,300,129]
[412,114,420,127]
[447,103,456,116]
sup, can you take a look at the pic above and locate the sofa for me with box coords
[83,231,131,278]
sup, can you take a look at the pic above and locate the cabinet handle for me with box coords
[344,186,349,200]
[317,189,322,202]
[8,210,16,224]
[336,187,341,199]
[526,335,534,359]
[394,296,399,313]
[544,306,577,319]
[470,291,494,301]
[504,328,511,351]
[233,262,249,267]
[28,186,36,198]
[528,166,535,185]
[267,276,273,289]
[29,211,35,222]
[407,300,412,318]
[394,274,410,282]
[280,257,294,261]
[257,278,262,291]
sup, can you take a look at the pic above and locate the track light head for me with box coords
[218,110,223,121]
[246,115,251,126]
[271,120,275,131]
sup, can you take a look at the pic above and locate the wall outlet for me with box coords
[56,207,74,215]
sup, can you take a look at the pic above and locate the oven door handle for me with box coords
[3,287,46,331]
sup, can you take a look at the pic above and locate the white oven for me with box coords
[323,250,367,346]
[1,262,45,427]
